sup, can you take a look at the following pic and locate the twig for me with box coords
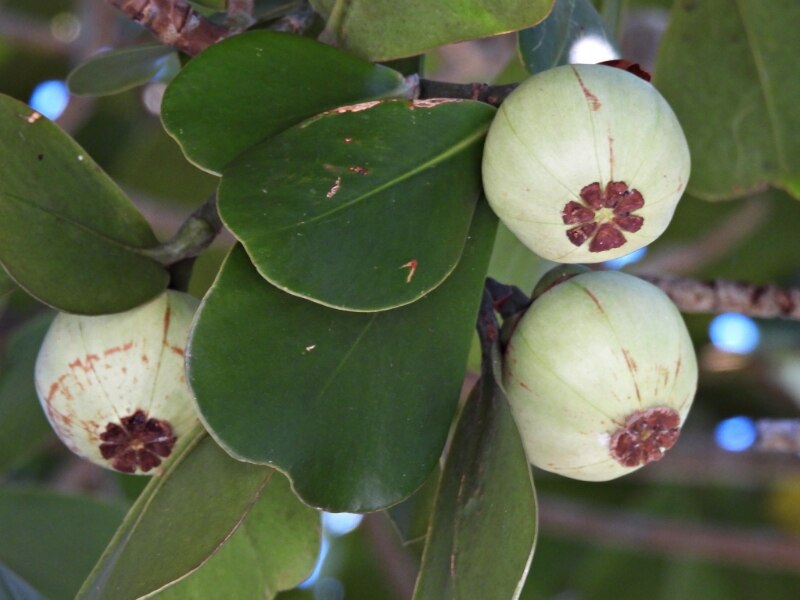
[269,1,316,34]
[755,419,800,453]
[417,79,518,107]
[104,0,231,55]
[639,274,800,320]
[538,494,800,572]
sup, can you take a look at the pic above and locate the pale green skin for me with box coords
[503,271,698,481]
[34,290,200,474]
[482,64,690,264]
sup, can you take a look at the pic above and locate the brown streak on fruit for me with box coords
[581,287,605,313]
[608,136,615,180]
[103,341,134,357]
[68,354,101,372]
[520,382,533,392]
[573,69,602,111]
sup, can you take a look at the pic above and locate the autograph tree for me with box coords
[1,1,800,599]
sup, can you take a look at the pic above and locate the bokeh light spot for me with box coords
[29,80,70,120]
[715,416,756,452]
[709,313,760,354]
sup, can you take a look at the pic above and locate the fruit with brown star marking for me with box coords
[503,270,697,481]
[482,63,690,264]
[34,290,199,474]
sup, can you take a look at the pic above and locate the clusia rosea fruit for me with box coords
[34,290,199,474]
[503,271,698,481]
[482,64,690,263]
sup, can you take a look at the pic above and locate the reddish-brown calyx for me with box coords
[609,407,681,467]
[562,181,645,252]
[99,410,176,473]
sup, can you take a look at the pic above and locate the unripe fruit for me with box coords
[35,291,199,474]
[503,271,697,481]
[482,64,690,264]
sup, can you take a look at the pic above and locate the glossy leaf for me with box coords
[413,371,537,600]
[0,488,126,600]
[311,0,553,61]
[0,94,168,314]
[0,563,47,600]
[220,99,494,311]
[188,202,497,512]
[68,44,178,96]
[155,473,319,599]
[77,428,273,600]
[161,31,407,174]
[656,0,800,200]
[0,313,56,472]
[519,0,617,74]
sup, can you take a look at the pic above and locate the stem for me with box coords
[141,194,223,265]
[417,79,518,107]
[104,0,231,55]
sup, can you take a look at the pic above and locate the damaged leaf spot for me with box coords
[26,111,42,124]
[331,100,381,114]
[326,176,342,199]
[98,410,176,474]
[562,181,644,252]
[348,165,369,175]
[610,407,681,467]
[400,259,418,283]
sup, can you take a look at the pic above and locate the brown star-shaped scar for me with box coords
[610,407,681,467]
[99,410,176,473]
[562,181,645,253]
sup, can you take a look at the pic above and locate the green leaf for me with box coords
[518,0,617,74]
[0,313,56,472]
[487,223,554,295]
[413,372,537,600]
[161,31,407,175]
[655,0,800,200]
[0,94,168,314]
[68,44,178,96]
[0,563,47,600]
[220,99,494,311]
[154,473,319,599]
[0,488,126,600]
[188,202,497,512]
[0,269,13,300]
[77,428,274,600]
[311,0,554,61]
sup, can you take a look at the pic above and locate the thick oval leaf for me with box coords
[219,99,494,311]
[77,428,273,600]
[0,95,168,314]
[68,44,178,96]
[0,563,47,600]
[312,0,554,61]
[413,374,537,600]
[161,31,407,174]
[154,473,319,599]
[0,313,56,473]
[0,488,126,600]
[188,202,497,512]
[519,0,617,74]
[655,0,800,200]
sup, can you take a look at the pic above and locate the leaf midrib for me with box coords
[261,123,490,235]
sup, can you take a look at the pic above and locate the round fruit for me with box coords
[35,290,199,474]
[482,64,690,264]
[503,271,697,481]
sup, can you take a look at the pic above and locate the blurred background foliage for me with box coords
[1,0,799,598]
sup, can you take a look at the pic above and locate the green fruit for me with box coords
[482,64,690,264]
[34,291,199,474]
[503,271,698,481]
